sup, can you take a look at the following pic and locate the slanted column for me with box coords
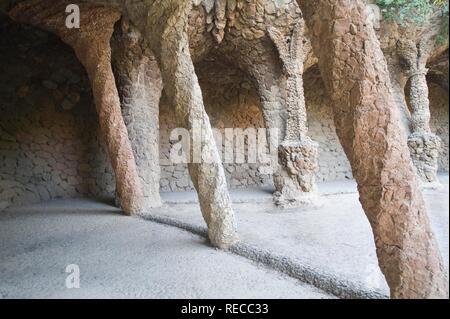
[112,22,163,209]
[387,64,412,136]
[296,0,448,298]
[145,0,238,249]
[9,2,145,215]
[267,22,319,208]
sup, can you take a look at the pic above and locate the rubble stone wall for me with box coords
[159,62,353,192]
[429,83,449,172]
[0,21,115,210]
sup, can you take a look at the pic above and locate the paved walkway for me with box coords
[160,177,359,204]
[156,174,449,298]
[1,175,448,299]
[0,202,332,299]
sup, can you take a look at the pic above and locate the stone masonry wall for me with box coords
[429,83,449,172]
[404,80,449,174]
[158,62,354,192]
[159,61,273,192]
[304,66,353,182]
[0,17,115,210]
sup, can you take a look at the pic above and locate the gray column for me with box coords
[112,23,163,209]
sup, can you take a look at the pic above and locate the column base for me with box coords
[274,138,320,209]
[408,132,441,183]
[142,196,163,210]
[274,189,320,209]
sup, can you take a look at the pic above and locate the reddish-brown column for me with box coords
[296,0,448,298]
[10,1,144,215]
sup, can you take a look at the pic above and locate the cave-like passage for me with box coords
[9,0,239,249]
[4,0,449,299]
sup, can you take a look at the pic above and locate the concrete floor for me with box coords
[0,201,332,299]
[152,174,449,298]
[0,176,448,299]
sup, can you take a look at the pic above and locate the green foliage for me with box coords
[436,1,449,43]
[376,0,449,42]
[376,0,444,24]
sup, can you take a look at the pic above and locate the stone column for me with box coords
[250,69,289,197]
[407,68,441,183]
[397,39,441,183]
[112,22,163,209]
[9,2,145,215]
[267,22,319,208]
[213,0,319,208]
[387,63,412,136]
[250,65,318,208]
[296,0,448,298]
[144,0,238,249]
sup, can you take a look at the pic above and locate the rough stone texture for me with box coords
[206,0,320,207]
[0,12,355,207]
[407,131,442,183]
[267,18,319,207]
[296,0,449,299]
[0,16,116,210]
[9,1,145,215]
[0,0,449,298]
[1,1,446,197]
[159,61,274,192]
[1,1,447,194]
[276,138,318,207]
[111,22,163,209]
[377,4,448,184]
[429,83,449,173]
[304,66,354,182]
[142,0,238,249]
[397,39,442,183]
[159,61,354,192]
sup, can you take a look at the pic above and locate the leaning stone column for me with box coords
[9,2,144,215]
[267,22,319,208]
[144,0,238,249]
[112,22,163,209]
[296,0,448,298]
[387,64,412,136]
[397,39,441,183]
